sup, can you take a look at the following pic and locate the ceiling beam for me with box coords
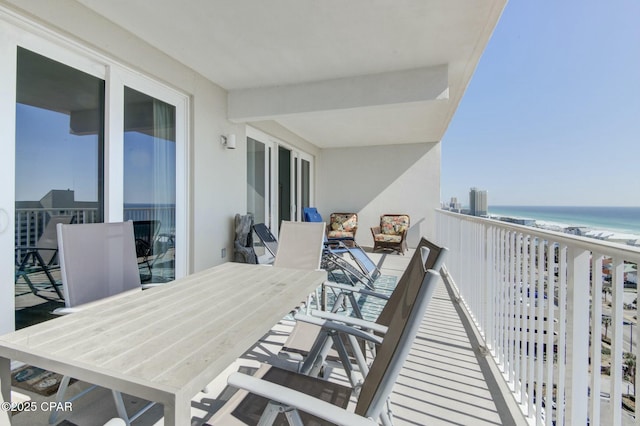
[228,64,448,122]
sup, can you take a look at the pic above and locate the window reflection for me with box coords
[15,47,104,318]
[123,87,176,282]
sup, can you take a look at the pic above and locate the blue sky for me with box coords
[441,1,640,207]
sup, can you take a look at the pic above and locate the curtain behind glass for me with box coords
[124,88,176,282]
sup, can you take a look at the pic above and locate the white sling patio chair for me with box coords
[256,221,379,290]
[272,221,326,312]
[211,264,441,425]
[49,221,155,426]
[272,221,325,270]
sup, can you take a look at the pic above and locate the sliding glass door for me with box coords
[2,34,187,331]
[278,146,292,228]
[246,127,314,233]
[14,47,105,327]
[247,137,269,226]
[123,87,177,282]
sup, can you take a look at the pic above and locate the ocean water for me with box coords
[489,206,640,236]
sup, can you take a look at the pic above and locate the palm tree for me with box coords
[624,352,636,396]
[602,316,612,340]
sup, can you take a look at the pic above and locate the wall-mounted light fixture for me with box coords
[221,134,236,149]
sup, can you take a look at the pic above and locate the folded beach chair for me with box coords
[212,259,442,425]
[252,223,278,264]
[280,237,447,387]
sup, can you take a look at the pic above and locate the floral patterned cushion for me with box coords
[329,213,357,234]
[327,230,355,238]
[373,233,402,243]
[379,215,409,235]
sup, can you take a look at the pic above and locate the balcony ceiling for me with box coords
[74,0,506,148]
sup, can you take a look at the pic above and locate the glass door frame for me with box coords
[108,67,189,280]
[246,126,315,230]
[0,13,189,333]
[294,151,314,222]
[0,20,109,334]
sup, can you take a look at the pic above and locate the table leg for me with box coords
[1,356,12,424]
[163,395,189,426]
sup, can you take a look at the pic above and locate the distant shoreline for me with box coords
[486,205,640,247]
[442,205,640,247]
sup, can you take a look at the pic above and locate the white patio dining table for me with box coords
[0,262,326,425]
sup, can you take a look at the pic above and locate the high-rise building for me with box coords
[448,197,461,212]
[469,187,488,216]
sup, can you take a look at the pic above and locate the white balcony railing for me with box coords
[15,206,175,261]
[436,209,640,426]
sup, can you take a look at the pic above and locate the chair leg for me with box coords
[380,399,394,426]
[257,401,282,425]
[258,401,305,426]
[111,390,132,426]
[48,375,71,424]
[48,376,97,424]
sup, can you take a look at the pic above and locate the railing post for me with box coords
[544,242,556,426]
[610,257,624,426]
[590,253,603,425]
[565,247,590,425]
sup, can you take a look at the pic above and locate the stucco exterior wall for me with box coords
[316,142,441,249]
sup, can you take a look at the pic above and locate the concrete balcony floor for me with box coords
[10,249,525,425]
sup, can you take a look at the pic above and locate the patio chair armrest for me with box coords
[52,307,81,315]
[227,372,377,426]
[309,310,388,335]
[323,282,390,300]
[293,313,384,345]
[370,226,381,236]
